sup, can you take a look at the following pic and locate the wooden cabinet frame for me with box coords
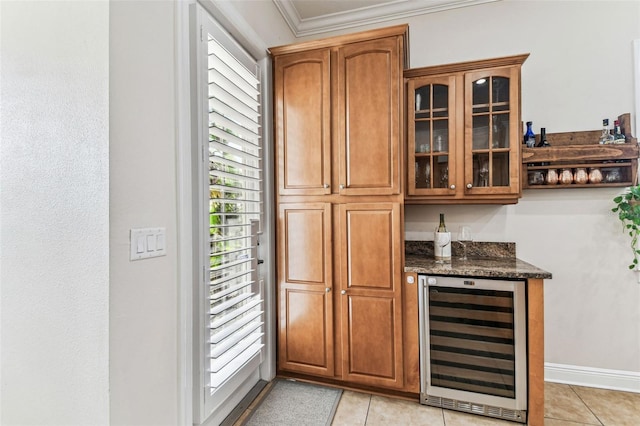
[405,54,529,204]
[272,25,409,393]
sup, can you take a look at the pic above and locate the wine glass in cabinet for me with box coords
[465,69,520,196]
[407,75,456,196]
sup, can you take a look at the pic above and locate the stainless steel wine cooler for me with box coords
[418,275,527,423]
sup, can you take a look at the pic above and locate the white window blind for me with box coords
[205,20,264,399]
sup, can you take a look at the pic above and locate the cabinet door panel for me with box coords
[407,75,458,197]
[337,37,401,195]
[275,51,331,195]
[339,203,403,388]
[347,295,396,379]
[278,203,334,376]
[464,67,520,196]
[281,288,332,369]
[344,208,394,289]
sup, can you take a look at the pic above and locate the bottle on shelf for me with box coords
[523,121,535,147]
[599,119,614,144]
[535,127,549,148]
[613,120,625,143]
[434,213,451,262]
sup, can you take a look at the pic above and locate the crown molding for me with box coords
[273,0,501,38]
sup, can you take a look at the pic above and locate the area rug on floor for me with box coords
[242,379,342,426]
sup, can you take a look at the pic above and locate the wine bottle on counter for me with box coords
[434,213,451,262]
[523,121,535,147]
[438,213,447,232]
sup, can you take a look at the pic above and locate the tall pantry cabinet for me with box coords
[270,25,409,391]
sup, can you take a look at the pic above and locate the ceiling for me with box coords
[273,0,500,37]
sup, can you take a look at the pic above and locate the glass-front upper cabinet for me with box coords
[405,54,527,204]
[407,75,456,196]
[464,67,520,196]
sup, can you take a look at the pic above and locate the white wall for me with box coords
[109,1,180,424]
[0,1,110,424]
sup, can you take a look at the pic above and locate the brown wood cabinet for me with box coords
[273,26,405,197]
[405,54,529,204]
[274,50,331,196]
[338,203,403,389]
[271,25,409,392]
[277,203,334,377]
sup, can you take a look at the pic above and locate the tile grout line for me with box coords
[363,394,372,425]
[568,384,605,426]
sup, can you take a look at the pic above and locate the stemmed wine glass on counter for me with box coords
[458,226,472,260]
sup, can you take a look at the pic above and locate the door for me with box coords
[336,37,402,196]
[338,203,404,389]
[277,203,335,377]
[407,74,458,197]
[464,67,521,196]
[194,6,266,424]
[274,50,332,196]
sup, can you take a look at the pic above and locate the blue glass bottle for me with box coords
[523,121,535,147]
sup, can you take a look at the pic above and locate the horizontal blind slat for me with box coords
[210,291,253,315]
[210,116,260,145]
[210,280,254,301]
[210,268,255,287]
[210,310,263,344]
[209,342,263,389]
[209,96,259,132]
[210,298,261,329]
[210,332,264,372]
[210,320,263,358]
[207,35,259,87]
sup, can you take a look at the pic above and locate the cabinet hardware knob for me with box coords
[323,183,329,189]
[466,183,473,189]
[339,184,345,189]
[450,184,456,190]
[341,290,346,295]
[325,287,331,292]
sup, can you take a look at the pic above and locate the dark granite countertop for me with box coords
[404,254,552,279]
[404,241,552,280]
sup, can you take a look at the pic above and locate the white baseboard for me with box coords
[545,362,640,393]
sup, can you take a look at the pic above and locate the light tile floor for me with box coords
[332,382,640,426]
[235,381,640,425]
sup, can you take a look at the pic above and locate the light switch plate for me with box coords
[130,227,167,260]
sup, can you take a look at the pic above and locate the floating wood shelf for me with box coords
[522,113,639,189]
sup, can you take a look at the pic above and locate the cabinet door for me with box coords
[274,50,332,195]
[278,203,334,376]
[407,75,458,197]
[338,203,404,389]
[464,67,521,196]
[336,37,402,196]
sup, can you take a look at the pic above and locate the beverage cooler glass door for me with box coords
[418,275,527,423]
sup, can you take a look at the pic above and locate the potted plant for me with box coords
[612,185,640,269]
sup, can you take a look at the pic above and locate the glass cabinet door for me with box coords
[408,75,456,196]
[465,68,519,195]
